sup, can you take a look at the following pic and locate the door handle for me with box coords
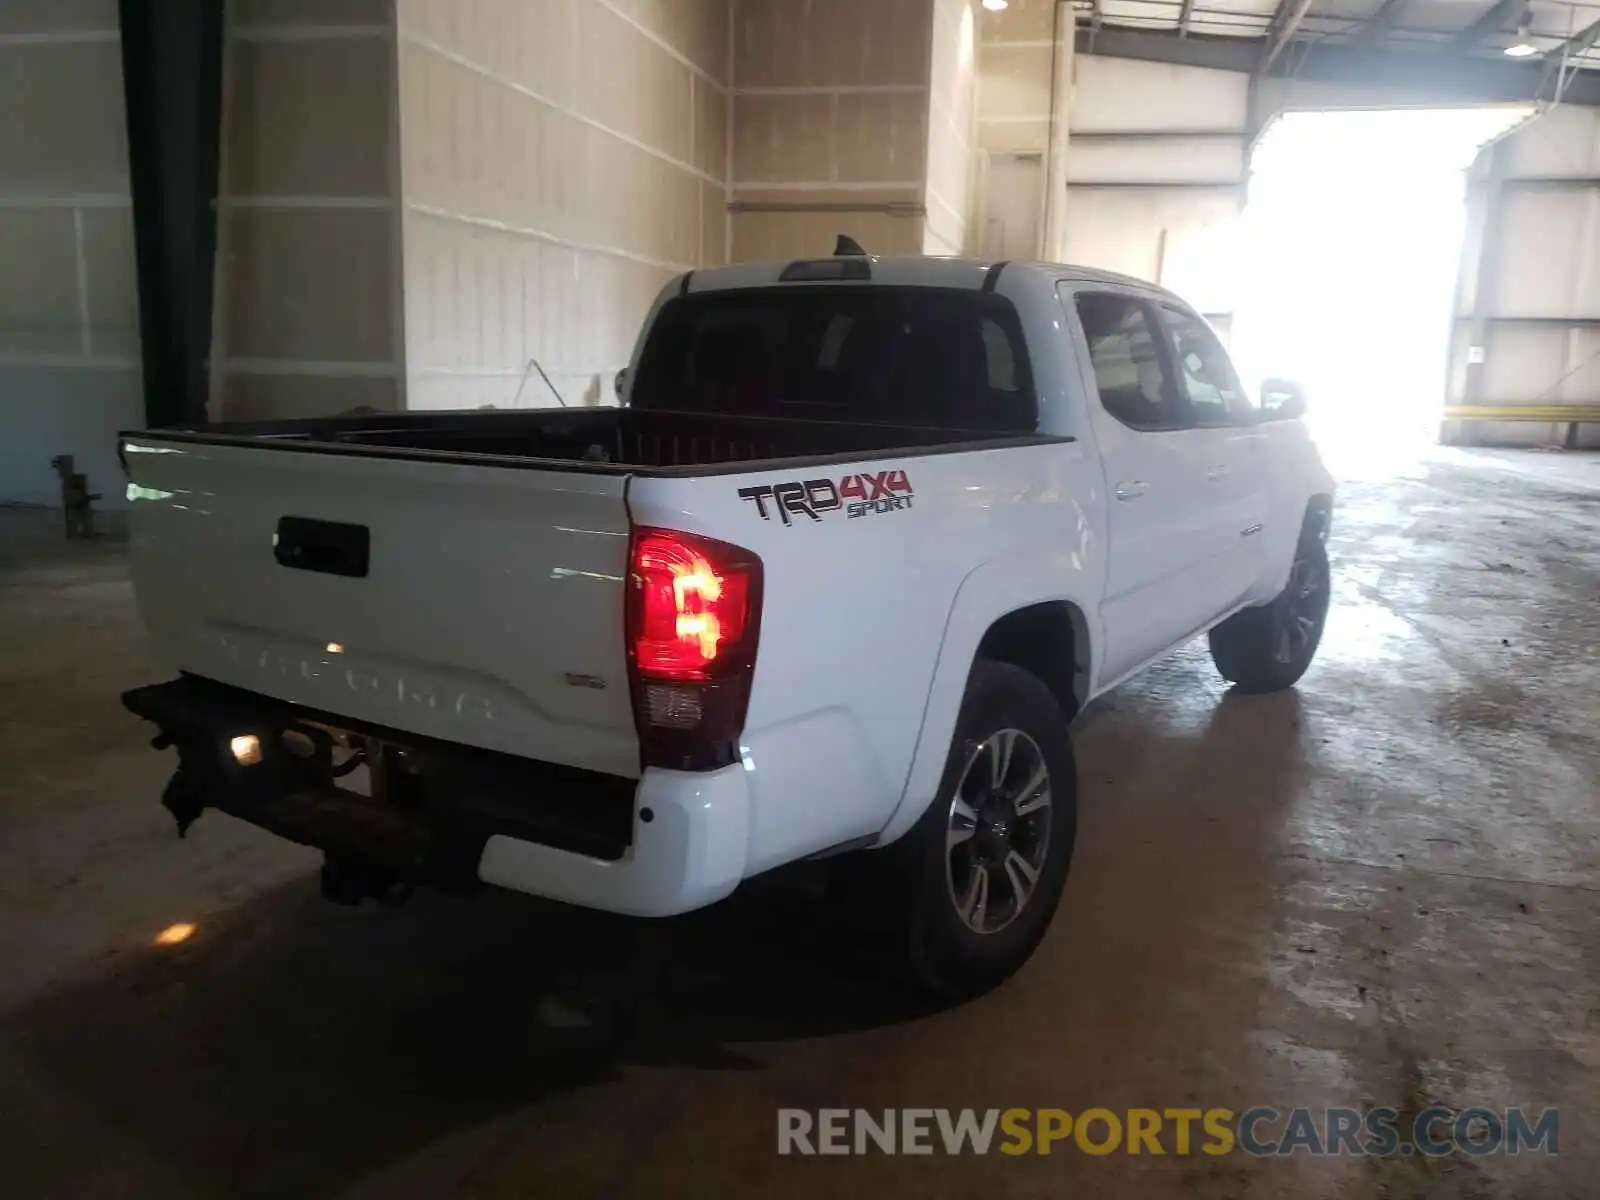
[1114,480,1148,501]
[1206,464,1230,481]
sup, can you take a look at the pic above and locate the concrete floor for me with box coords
[0,449,1596,1199]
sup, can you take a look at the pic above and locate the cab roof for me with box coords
[680,256,1164,296]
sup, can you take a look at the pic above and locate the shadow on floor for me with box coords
[2,864,943,1198]
[3,684,1312,1199]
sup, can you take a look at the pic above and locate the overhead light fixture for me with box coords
[1504,19,1538,57]
[982,0,1009,10]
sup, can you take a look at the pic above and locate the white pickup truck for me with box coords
[121,254,1333,996]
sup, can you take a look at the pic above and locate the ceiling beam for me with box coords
[1540,15,1600,101]
[1450,0,1530,50]
[1073,26,1600,105]
[1352,0,1407,48]
[1550,14,1600,61]
[1260,0,1317,74]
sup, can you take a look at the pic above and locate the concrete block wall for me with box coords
[213,0,403,421]
[0,0,141,508]
[976,0,1053,156]
[396,0,731,411]
[729,0,936,262]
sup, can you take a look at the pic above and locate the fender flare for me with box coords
[1259,491,1336,600]
[876,554,1100,846]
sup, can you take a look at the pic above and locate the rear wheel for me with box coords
[836,661,1077,999]
[1208,529,1330,693]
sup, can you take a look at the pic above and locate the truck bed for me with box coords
[119,405,1065,782]
[132,407,1055,475]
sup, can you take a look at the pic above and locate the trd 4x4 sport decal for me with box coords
[738,470,914,526]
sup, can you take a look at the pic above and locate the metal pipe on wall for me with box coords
[1041,0,1074,262]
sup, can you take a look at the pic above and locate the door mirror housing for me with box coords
[1260,378,1307,420]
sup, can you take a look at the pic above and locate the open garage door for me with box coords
[1232,105,1535,470]
[1058,54,1538,469]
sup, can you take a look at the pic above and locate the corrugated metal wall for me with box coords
[1448,105,1600,448]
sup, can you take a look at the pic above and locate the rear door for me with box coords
[1154,304,1268,609]
[1064,288,1219,684]
[124,437,641,778]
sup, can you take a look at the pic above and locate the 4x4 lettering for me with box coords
[857,471,890,500]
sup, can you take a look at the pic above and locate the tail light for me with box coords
[626,527,762,770]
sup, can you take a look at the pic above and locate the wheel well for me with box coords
[975,602,1088,720]
[1305,494,1333,541]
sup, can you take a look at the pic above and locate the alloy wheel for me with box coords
[945,728,1053,935]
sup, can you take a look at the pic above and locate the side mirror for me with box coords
[1260,378,1307,420]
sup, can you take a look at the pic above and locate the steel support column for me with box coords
[118,0,226,428]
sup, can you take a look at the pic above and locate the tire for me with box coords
[1208,527,1330,694]
[835,660,1078,1000]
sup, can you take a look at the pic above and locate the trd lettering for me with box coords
[736,484,775,520]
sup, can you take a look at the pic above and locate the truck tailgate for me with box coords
[123,436,640,778]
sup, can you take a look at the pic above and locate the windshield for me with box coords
[630,286,1036,433]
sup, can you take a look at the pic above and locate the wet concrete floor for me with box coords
[0,449,1596,1198]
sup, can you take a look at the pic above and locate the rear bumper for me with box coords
[122,676,750,917]
[478,764,749,916]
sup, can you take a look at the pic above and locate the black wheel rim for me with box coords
[945,728,1052,935]
[1274,547,1327,666]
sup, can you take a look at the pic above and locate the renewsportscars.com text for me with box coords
[777,1107,1559,1158]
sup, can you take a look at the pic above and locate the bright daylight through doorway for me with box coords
[1227,106,1534,476]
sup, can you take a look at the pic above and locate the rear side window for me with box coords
[631,287,1036,432]
[1072,293,1180,431]
[1158,306,1251,426]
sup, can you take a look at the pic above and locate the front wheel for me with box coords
[1208,531,1330,693]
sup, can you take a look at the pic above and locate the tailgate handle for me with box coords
[274,516,369,578]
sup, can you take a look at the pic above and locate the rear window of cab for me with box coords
[631,286,1037,433]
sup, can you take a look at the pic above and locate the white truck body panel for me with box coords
[627,436,1104,874]
[125,439,641,778]
[121,256,1334,917]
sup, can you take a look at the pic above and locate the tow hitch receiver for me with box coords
[122,676,435,882]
